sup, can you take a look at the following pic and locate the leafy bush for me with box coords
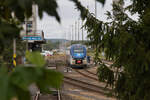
[0,52,63,100]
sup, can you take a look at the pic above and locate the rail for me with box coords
[33,90,62,100]
[57,90,62,100]
[74,69,98,81]
[84,69,97,76]
[34,91,40,100]
[64,76,111,95]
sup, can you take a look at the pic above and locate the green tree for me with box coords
[0,0,60,65]
[43,41,61,50]
[72,0,150,99]
[0,0,63,100]
[43,41,53,50]
[0,52,63,100]
[2,0,150,100]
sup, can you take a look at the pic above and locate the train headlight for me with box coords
[77,60,81,64]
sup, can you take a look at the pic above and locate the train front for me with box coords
[70,44,87,68]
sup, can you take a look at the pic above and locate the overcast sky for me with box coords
[37,0,137,40]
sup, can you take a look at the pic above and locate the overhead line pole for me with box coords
[75,21,77,41]
[65,32,67,66]
[78,18,80,41]
[69,26,72,46]
[95,0,97,18]
[87,5,89,41]
[13,38,16,67]
[12,13,17,68]
[70,26,71,45]
[82,20,84,43]
[26,21,28,51]
[72,25,74,42]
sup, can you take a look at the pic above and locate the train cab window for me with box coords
[74,47,84,53]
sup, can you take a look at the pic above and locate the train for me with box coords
[66,44,89,68]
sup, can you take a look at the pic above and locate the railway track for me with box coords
[45,56,115,99]
[83,59,112,76]
[33,90,62,100]
[34,91,40,100]
[72,60,112,81]
[64,76,112,96]
[80,59,112,77]
[84,68,97,76]
[74,69,98,81]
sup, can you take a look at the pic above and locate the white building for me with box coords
[20,5,45,51]
[20,5,44,43]
[20,5,37,38]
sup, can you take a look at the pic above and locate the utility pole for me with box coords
[75,21,77,41]
[65,32,66,50]
[13,38,16,67]
[69,26,71,45]
[12,13,17,67]
[72,25,74,42]
[26,21,28,51]
[82,20,84,43]
[78,19,80,41]
[65,32,67,66]
[86,3,89,42]
[95,0,97,18]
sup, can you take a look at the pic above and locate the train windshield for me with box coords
[73,47,84,53]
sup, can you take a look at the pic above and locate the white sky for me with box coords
[37,0,137,40]
[37,0,113,40]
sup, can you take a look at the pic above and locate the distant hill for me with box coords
[45,38,70,43]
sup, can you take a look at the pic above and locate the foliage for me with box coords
[97,64,114,87]
[0,52,63,100]
[1,0,150,100]
[0,0,61,65]
[0,38,26,67]
[0,20,21,67]
[72,0,150,100]
[43,40,60,50]
[0,0,60,22]
[0,0,63,100]
[71,40,89,45]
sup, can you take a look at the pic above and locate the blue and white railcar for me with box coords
[68,44,87,67]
